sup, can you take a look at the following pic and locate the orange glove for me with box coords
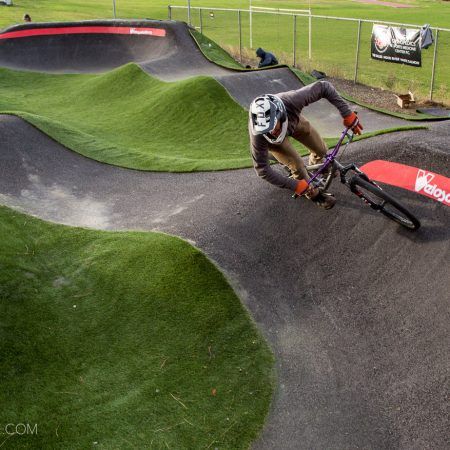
[295,179,309,196]
[343,112,363,135]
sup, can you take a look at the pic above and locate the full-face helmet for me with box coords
[249,94,288,144]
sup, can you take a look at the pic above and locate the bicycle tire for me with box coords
[350,175,420,230]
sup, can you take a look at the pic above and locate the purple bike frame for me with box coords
[307,126,353,186]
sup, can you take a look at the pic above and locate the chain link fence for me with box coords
[169,6,450,104]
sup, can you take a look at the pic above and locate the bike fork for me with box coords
[336,162,369,186]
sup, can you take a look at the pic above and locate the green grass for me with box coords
[0,205,274,449]
[190,38,439,122]
[0,64,253,172]
[1,1,447,102]
[312,125,428,156]
[2,1,448,30]
[190,29,245,70]
[189,37,441,122]
[177,1,450,104]
[0,62,427,174]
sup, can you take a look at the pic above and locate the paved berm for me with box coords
[0,19,449,449]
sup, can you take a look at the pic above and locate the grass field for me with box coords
[3,0,447,102]
[0,205,274,449]
[1,1,449,29]
[173,1,450,103]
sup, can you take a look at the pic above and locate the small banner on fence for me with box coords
[371,24,421,67]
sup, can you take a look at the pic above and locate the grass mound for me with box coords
[0,61,424,174]
[190,29,245,70]
[0,206,274,449]
[0,64,251,172]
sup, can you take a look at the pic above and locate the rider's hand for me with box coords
[295,179,309,196]
[343,112,363,135]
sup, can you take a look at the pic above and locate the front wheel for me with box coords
[349,175,421,230]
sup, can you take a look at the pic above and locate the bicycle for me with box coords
[294,118,421,230]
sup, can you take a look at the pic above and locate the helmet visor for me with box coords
[263,118,288,144]
[266,120,282,140]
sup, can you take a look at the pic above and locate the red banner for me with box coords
[360,160,450,206]
[0,26,166,40]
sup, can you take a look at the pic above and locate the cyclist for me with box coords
[249,81,363,209]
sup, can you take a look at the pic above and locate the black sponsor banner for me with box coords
[371,24,421,67]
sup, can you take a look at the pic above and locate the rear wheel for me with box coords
[350,175,420,230]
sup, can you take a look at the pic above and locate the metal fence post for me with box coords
[308,12,312,59]
[250,1,253,48]
[112,0,116,19]
[199,8,203,34]
[354,20,362,83]
[188,0,191,25]
[168,5,172,20]
[293,15,297,67]
[238,10,242,63]
[430,29,439,101]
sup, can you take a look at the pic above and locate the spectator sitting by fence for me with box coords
[256,47,278,68]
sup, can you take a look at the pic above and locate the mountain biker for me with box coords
[249,81,363,209]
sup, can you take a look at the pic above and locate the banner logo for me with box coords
[373,27,391,53]
[130,28,153,35]
[415,170,435,192]
[415,170,449,203]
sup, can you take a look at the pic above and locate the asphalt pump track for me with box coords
[0,19,430,136]
[0,20,449,449]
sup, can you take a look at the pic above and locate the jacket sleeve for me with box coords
[249,121,298,191]
[290,81,352,117]
[259,53,275,68]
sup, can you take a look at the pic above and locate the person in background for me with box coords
[256,47,278,68]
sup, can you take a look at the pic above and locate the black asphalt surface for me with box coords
[0,19,425,136]
[1,115,449,449]
[1,18,449,449]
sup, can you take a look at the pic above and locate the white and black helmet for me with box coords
[249,94,288,144]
